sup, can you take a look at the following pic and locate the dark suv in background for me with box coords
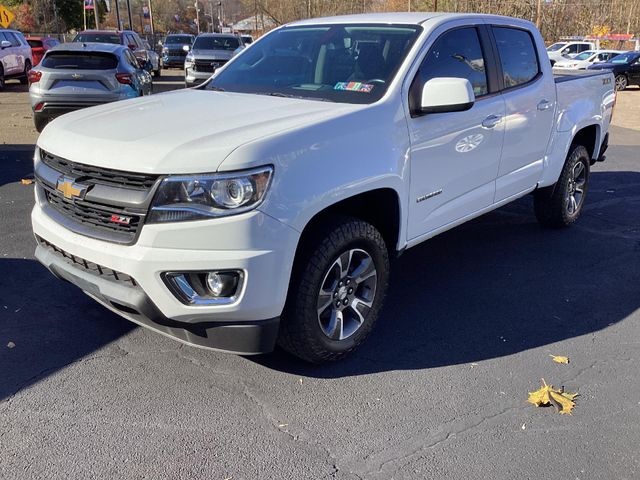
[73,30,152,71]
[160,34,195,68]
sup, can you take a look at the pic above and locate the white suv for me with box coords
[0,29,32,89]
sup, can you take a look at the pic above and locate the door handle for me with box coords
[481,114,502,129]
[537,99,552,111]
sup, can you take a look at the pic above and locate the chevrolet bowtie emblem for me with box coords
[56,177,87,200]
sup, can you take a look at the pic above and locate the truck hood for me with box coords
[37,89,358,174]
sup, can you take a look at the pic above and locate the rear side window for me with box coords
[412,27,488,103]
[492,27,539,89]
[41,52,119,70]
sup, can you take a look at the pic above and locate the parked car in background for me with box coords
[553,50,622,70]
[0,29,33,90]
[32,13,614,363]
[29,42,152,132]
[546,41,595,65]
[588,51,640,90]
[26,36,60,66]
[72,30,152,72]
[184,33,243,86]
[143,40,161,77]
[241,35,254,45]
[161,33,194,68]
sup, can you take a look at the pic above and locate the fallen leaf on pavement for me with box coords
[550,355,570,364]
[7,341,15,349]
[21,179,34,185]
[527,378,577,415]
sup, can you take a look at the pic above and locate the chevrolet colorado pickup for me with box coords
[32,13,615,363]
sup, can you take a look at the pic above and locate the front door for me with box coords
[407,26,505,240]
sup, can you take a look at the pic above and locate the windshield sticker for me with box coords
[334,82,374,93]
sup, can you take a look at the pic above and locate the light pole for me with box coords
[195,0,200,34]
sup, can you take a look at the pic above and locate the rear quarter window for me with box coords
[41,52,119,70]
[492,27,540,89]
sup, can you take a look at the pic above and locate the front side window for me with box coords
[206,24,422,104]
[492,27,539,89]
[411,26,488,103]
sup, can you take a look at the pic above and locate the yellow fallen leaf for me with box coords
[550,355,569,364]
[527,379,577,415]
[21,178,34,185]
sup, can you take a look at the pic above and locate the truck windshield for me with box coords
[547,43,567,52]
[205,24,422,104]
[165,35,193,45]
[73,33,121,44]
[193,36,240,51]
[574,51,595,60]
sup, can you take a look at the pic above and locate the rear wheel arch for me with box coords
[571,124,600,160]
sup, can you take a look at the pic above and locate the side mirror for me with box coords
[562,48,570,54]
[419,77,475,115]
[182,44,190,52]
[0,40,11,49]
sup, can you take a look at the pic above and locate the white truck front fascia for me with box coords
[31,172,300,323]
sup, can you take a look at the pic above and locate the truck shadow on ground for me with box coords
[255,169,640,377]
[0,171,638,397]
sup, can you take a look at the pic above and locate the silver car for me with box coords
[0,29,33,90]
[29,42,152,132]
[184,33,244,87]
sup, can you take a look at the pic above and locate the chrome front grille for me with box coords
[194,59,227,73]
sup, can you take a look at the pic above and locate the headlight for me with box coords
[147,166,273,223]
[162,46,169,53]
[184,53,194,66]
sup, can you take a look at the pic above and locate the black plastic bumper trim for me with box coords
[35,244,279,355]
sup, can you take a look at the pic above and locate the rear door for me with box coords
[406,24,505,239]
[6,32,25,72]
[490,25,555,202]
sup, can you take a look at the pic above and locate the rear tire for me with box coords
[278,216,390,363]
[20,60,31,85]
[0,66,5,91]
[534,144,590,228]
[615,74,628,91]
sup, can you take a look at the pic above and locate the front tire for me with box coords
[278,217,390,363]
[615,74,628,91]
[534,144,590,228]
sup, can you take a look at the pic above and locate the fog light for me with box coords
[163,270,243,305]
[206,272,239,297]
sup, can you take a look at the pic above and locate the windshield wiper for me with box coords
[207,85,225,92]
[256,92,334,102]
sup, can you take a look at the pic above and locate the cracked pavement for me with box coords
[1,77,640,479]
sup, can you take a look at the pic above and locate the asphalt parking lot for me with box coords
[1,73,640,479]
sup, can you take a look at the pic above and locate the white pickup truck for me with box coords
[32,13,615,363]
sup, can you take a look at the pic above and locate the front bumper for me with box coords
[162,55,186,67]
[31,190,300,353]
[185,67,213,86]
[35,241,279,354]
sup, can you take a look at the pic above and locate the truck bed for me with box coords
[553,68,611,83]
